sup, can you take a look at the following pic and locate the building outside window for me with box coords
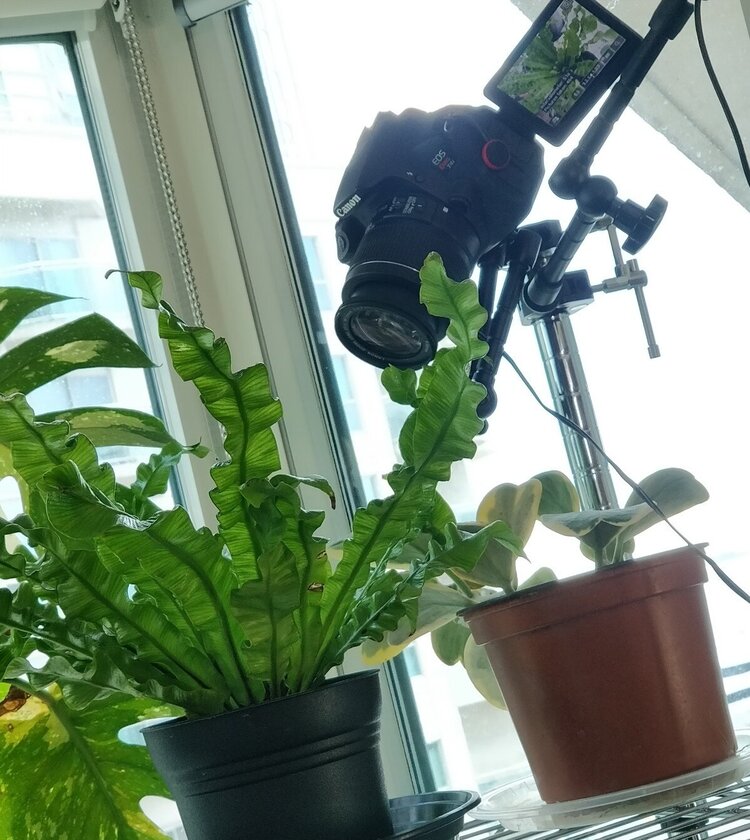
[0,39,161,515]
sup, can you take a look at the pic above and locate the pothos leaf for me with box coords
[0,686,171,839]
[360,582,473,665]
[431,618,471,666]
[462,635,506,709]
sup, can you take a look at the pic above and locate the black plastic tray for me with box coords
[385,790,481,840]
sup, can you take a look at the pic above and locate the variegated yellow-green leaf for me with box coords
[0,686,171,839]
[431,618,471,666]
[462,635,506,709]
[518,566,557,590]
[360,581,473,664]
[532,470,580,516]
[455,522,519,591]
[36,407,204,453]
[476,478,541,543]
[468,476,558,588]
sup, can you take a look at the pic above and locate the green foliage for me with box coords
[541,467,709,566]
[499,7,613,114]
[362,470,577,707]
[0,285,203,492]
[0,686,172,839]
[0,254,503,723]
[390,468,707,708]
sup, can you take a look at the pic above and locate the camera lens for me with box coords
[334,196,478,368]
[335,261,443,369]
[349,308,426,359]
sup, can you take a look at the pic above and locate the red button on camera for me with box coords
[481,139,510,170]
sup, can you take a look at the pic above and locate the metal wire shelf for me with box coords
[460,776,750,840]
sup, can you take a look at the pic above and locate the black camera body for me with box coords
[333,105,545,368]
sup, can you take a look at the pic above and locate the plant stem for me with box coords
[144,529,254,707]
[446,570,475,598]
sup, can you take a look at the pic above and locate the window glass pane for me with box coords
[245,0,750,792]
[0,39,165,519]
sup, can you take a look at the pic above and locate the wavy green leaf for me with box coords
[0,443,12,482]
[61,498,256,709]
[382,367,418,406]
[236,477,331,692]
[130,441,206,501]
[410,351,485,481]
[418,253,488,362]
[0,393,115,492]
[361,582,473,664]
[231,544,301,695]
[334,520,513,669]
[3,497,229,715]
[125,270,282,585]
[310,255,489,684]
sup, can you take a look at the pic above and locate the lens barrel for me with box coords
[336,262,444,368]
[334,196,478,368]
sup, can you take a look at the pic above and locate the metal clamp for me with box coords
[591,223,661,359]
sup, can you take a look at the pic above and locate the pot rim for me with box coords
[460,544,708,636]
[145,668,381,732]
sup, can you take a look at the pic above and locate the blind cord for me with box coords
[114,0,206,327]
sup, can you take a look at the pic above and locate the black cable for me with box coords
[694,0,750,188]
[502,350,750,605]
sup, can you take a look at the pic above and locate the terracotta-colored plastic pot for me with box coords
[461,546,736,803]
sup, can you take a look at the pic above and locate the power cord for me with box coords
[502,350,750,605]
[694,0,750,189]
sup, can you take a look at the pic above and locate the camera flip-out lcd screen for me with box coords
[485,0,641,145]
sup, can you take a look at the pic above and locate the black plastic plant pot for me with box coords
[143,670,393,840]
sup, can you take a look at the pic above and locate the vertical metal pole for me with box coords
[533,311,619,511]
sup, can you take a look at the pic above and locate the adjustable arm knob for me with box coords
[611,195,668,254]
